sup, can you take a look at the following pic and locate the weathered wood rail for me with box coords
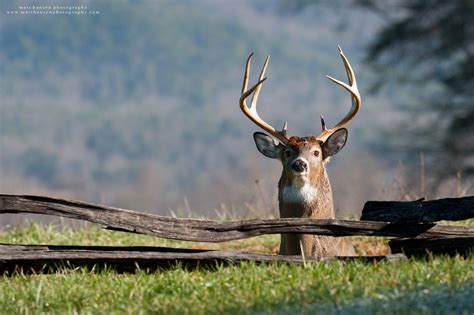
[360,196,474,256]
[1,194,473,241]
[361,196,474,222]
[0,244,407,273]
[0,194,473,272]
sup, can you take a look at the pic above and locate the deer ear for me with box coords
[322,128,348,159]
[253,132,284,159]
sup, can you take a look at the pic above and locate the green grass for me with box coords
[0,224,473,314]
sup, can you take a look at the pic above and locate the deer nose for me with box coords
[291,159,308,173]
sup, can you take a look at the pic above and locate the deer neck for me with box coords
[278,167,335,219]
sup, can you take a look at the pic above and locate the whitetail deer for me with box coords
[240,46,360,257]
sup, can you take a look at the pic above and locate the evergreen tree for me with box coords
[363,0,474,177]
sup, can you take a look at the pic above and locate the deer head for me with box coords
[239,46,361,256]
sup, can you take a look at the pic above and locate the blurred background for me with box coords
[1,0,473,224]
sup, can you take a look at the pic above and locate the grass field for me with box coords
[0,223,473,314]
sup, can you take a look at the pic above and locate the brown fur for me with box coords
[245,48,360,257]
[277,136,355,257]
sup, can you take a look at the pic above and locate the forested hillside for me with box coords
[0,0,467,218]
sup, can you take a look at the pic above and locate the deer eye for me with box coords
[284,149,292,158]
[313,150,320,157]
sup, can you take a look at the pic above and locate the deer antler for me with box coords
[317,46,361,142]
[240,53,289,144]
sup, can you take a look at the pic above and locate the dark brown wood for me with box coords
[1,194,473,241]
[0,244,407,273]
[361,196,474,222]
[389,237,474,257]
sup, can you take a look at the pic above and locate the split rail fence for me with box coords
[0,194,473,272]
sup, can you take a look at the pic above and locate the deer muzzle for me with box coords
[291,158,308,173]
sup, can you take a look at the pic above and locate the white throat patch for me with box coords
[281,182,318,204]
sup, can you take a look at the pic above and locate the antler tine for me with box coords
[240,53,289,144]
[338,45,355,84]
[250,55,270,109]
[320,115,326,131]
[241,53,253,95]
[318,46,361,142]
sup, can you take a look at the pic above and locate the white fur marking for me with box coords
[282,183,318,204]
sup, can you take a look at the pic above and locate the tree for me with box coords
[362,0,474,178]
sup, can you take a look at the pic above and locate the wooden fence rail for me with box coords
[0,194,473,272]
[1,194,473,241]
[0,244,407,273]
[361,196,474,222]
